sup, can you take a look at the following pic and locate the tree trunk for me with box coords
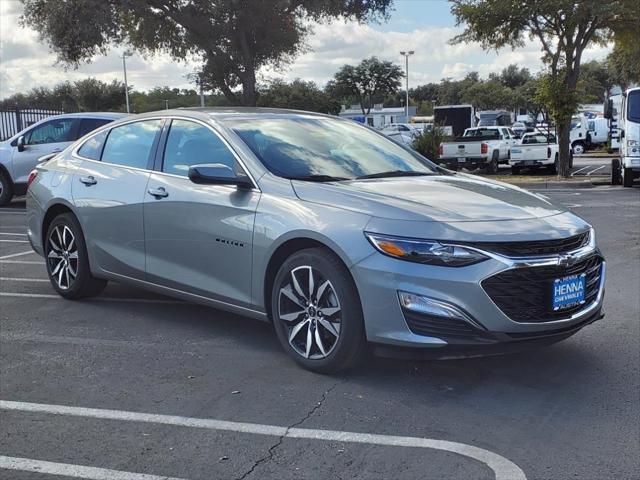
[557,119,572,178]
[241,69,258,106]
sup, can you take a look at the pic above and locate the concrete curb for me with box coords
[507,177,611,189]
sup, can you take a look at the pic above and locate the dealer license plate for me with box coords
[552,273,586,311]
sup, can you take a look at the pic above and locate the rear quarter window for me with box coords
[77,130,108,161]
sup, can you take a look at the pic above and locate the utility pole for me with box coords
[199,71,205,107]
[400,51,414,122]
[121,51,132,113]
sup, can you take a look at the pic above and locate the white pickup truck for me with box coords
[437,126,517,173]
[509,132,559,174]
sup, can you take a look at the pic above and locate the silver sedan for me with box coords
[26,108,605,372]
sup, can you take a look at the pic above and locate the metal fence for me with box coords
[0,107,68,141]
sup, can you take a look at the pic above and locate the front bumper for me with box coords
[350,240,605,354]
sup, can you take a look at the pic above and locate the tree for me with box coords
[460,79,515,111]
[73,78,125,111]
[327,57,403,115]
[577,60,611,104]
[258,79,340,114]
[451,0,628,177]
[498,64,532,89]
[21,0,392,107]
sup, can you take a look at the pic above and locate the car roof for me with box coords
[128,107,335,123]
[52,112,127,119]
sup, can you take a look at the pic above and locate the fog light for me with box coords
[398,291,472,322]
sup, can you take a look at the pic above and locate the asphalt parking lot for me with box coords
[493,154,612,177]
[1,185,639,480]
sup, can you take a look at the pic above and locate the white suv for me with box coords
[0,112,125,205]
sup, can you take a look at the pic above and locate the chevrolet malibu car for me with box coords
[0,112,126,205]
[26,109,606,372]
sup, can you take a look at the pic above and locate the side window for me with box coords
[101,120,162,169]
[25,118,77,145]
[162,120,239,177]
[77,130,108,161]
[76,118,112,139]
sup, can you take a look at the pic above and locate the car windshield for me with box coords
[229,117,438,181]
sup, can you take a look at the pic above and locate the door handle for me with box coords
[79,176,97,186]
[148,187,169,198]
[51,148,62,153]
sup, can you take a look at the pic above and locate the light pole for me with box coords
[199,71,205,107]
[400,50,414,121]
[121,51,132,113]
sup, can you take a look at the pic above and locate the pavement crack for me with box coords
[235,379,345,480]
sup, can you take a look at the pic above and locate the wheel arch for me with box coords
[262,235,358,323]
[41,201,78,250]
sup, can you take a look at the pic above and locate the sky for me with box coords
[0,0,613,99]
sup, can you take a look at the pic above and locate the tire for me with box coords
[271,248,366,373]
[548,154,559,175]
[0,170,13,206]
[611,158,622,185]
[622,167,634,188]
[572,142,585,155]
[511,166,520,175]
[486,152,498,174]
[44,213,107,299]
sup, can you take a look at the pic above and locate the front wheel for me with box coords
[271,248,366,373]
[0,171,13,206]
[572,142,585,156]
[548,154,559,175]
[611,159,621,185]
[622,167,635,188]
[45,213,107,299]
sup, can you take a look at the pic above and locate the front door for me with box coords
[11,117,78,184]
[72,118,163,280]
[143,119,260,307]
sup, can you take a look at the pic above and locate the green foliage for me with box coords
[326,56,404,115]
[0,78,125,111]
[20,0,392,107]
[411,126,449,162]
[258,79,340,114]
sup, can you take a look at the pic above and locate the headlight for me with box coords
[365,233,488,267]
[627,139,638,147]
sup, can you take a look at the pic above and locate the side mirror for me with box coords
[604,99,613,119]
[17,135,25,152]
[188,163,252,189]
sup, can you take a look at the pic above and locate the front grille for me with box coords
[470,231,590,257]
[482,255,603,323]
[403,311,487,339]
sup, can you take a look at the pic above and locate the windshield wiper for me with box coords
[356,170,433,180]
[287,174,349,182]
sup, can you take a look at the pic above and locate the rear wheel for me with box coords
[486,152,498,174]
[548,154,559,175]
[45,213,107,299]
[271,248,366,373]
[0,170,13,206]
[511,166,520,175]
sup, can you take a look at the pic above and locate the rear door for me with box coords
[72,118,163,280]
[143,118,260,307]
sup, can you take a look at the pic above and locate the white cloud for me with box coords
[0,0,613,99]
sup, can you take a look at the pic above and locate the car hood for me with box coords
[291,173,567,222]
